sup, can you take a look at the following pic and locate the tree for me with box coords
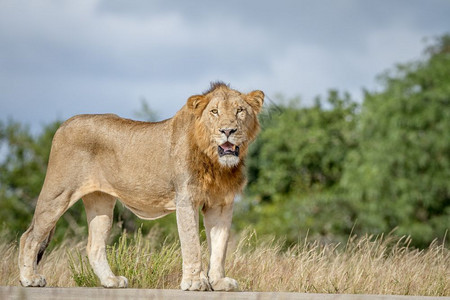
[341,35,450,246]
[0,120,74,239]
[134,98,159,122]
[237,91,359,243]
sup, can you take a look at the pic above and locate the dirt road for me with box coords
[1,287,448,300]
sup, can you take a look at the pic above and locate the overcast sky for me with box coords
[1,0,449,132]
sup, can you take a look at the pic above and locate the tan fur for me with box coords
[18,83,264,291]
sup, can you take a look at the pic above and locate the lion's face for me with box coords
[188,84,264,168]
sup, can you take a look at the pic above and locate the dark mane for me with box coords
[203,81,230,95]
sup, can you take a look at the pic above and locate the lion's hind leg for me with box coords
[19,189,72,287]
[19,220,48,287]
[83,192,127,288]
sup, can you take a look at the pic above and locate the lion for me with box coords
[18,82,264,291]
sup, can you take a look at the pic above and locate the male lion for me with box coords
[18,82,264,291]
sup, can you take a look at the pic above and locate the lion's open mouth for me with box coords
[218,141,240,157]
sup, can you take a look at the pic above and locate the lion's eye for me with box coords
[237,107,244,114]
[211,109,219,115]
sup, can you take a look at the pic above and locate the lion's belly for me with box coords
[115,189,177,220]
[97,159,177,220]
[122,198,176,220]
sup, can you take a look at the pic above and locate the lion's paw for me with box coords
[210,277,239,291]
[20,274,47,287]
[101,275,128,288]
[180,276,210,291]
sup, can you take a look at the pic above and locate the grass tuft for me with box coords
[68,227,182,289]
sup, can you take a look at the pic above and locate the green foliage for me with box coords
[134,99,159,122]
[247,91,358,198]
[238,34,450,246]
[237,91,358,243]
[341,35,450,246]
[0,120,63,238]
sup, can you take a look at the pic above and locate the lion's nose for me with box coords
[219,128,237,138]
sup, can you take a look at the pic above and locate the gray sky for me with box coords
[1,0,449,132]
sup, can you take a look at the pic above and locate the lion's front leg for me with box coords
[203,202,239,291]
[176,197,210,291]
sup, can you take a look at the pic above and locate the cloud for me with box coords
[0,0,449,132]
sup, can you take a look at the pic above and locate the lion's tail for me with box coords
[36,226,56,265]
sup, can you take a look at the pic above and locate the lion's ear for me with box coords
[246,90,264,114]
[187,95,208,116]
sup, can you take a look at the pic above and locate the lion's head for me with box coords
[187,82,264,168]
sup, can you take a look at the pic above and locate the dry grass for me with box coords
[1,238,78,287]
[228,231,449,295]
[1,229,449,296]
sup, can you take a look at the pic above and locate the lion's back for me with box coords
[51,114,175,162]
